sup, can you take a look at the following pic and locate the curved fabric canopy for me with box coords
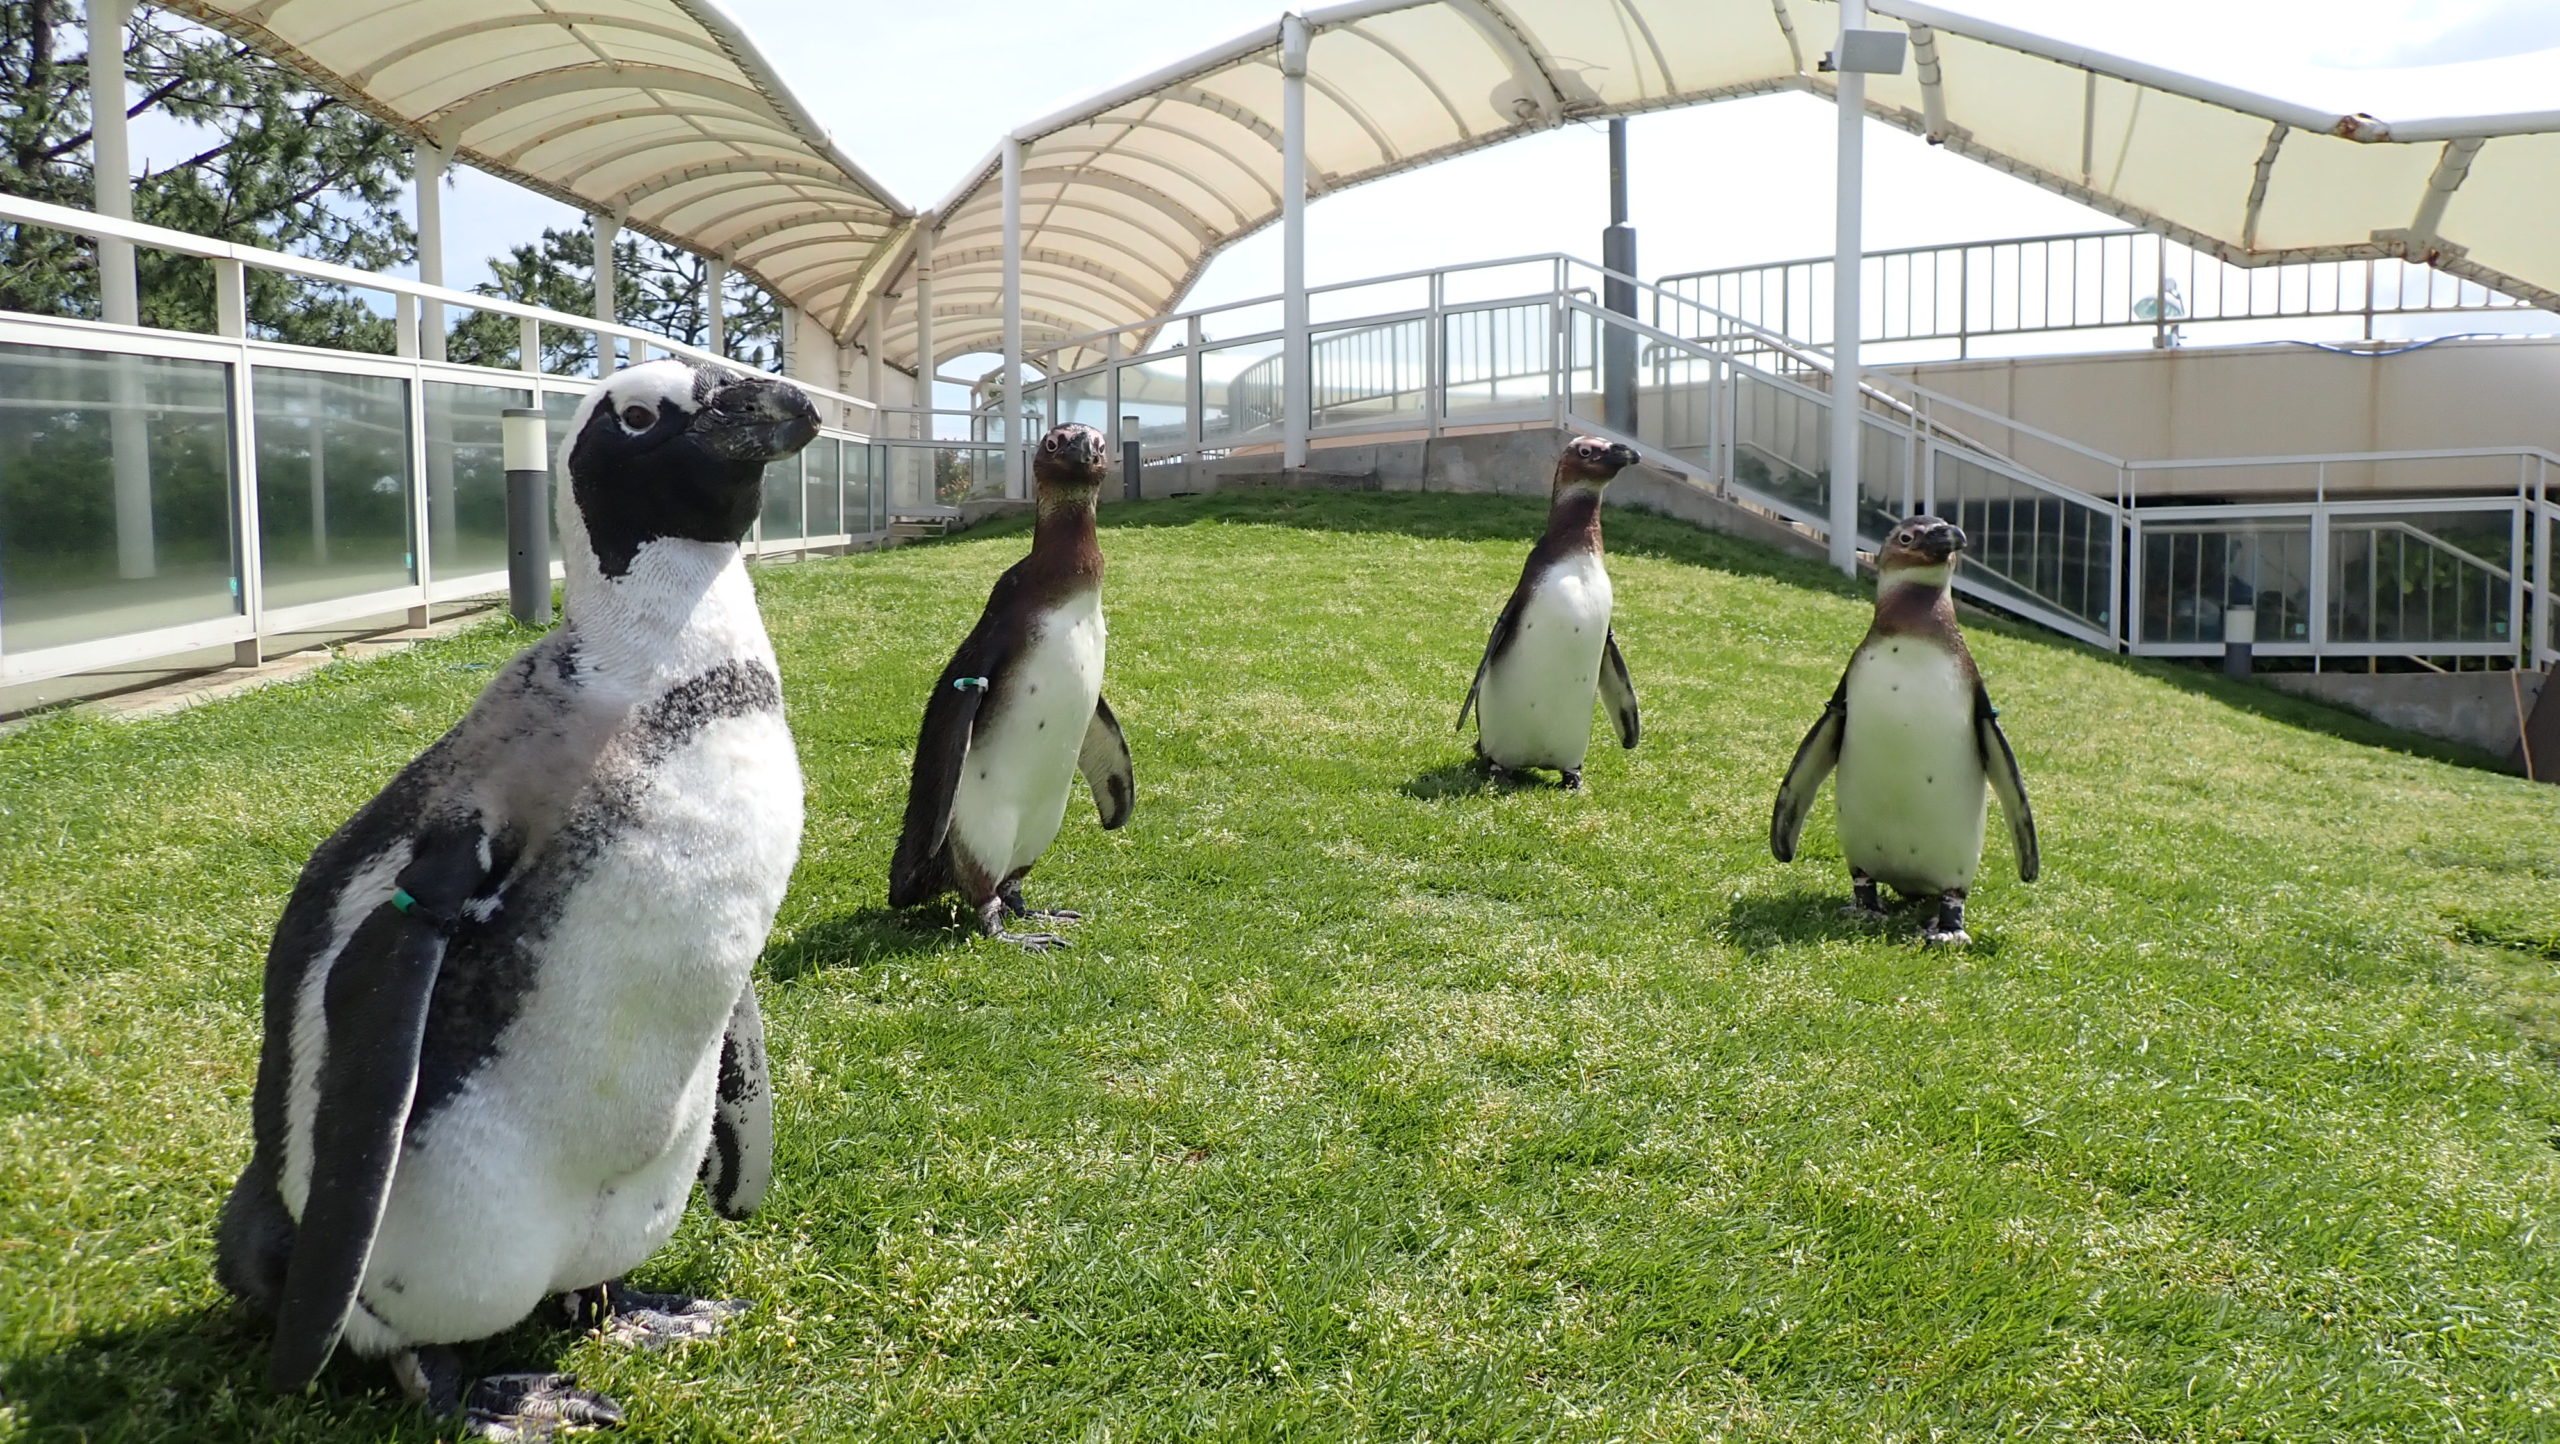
[159,0,913,337]
[893,0,2560,374]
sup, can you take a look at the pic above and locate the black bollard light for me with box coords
[2222,603,2256,678]
[1121,413,1143,502]
[502,407,551,627]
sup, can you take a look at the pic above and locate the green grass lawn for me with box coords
[5,491,2560,1442]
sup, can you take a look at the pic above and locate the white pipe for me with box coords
[866,291,886,415]
[1002,136,1025,496]
[706,254,728,357]
[416,143,447,362]
[1829,0,1867,576]
[592,212,619,375]
[914,217,937,440]
[89,0,154,580]
[1281,12,1310,470]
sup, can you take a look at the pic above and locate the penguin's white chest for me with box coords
[951,591,1106,879]
[1478,553,1612,770]
[1835,639,1986,894]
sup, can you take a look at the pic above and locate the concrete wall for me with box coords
[1885,336,2560,499]
[2262,669,2546,762]
[1132,427,1828,562]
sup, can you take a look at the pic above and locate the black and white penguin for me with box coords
[887,421,1132,950]
[1456,435,1643,789]
[1770,515,2039,944]
[215,358,819,1435]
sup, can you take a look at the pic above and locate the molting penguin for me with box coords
[1456,435,1643,789]
[215,358,819,1436]
[888,422,1133,950]
[1769,515,2039,945]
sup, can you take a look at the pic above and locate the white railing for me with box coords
[0,194,998,691]
[1658,229,2557,361]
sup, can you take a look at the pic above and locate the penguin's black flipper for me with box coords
[1079,695,1135,830]
[1770,675,1850,863]
[270,822,490,1394]
[1599,628,1640,749]
[888,630,1006,909]
[1456,586,1530,733]
[702,979,773,1220]
[1973,682,2039,883]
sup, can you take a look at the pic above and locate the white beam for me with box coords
[914,217,938,440]
[87,0,137,327]
[416,143,448,361]
[592,212,619,375]
[1002,135,1025,497]
[706,254,728,358]
[1281,12,1309,469]
[1829,0,1867,576]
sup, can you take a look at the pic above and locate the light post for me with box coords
[502,408,551,627]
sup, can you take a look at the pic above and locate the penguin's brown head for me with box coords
[1876,514,1966,584]
[1033,422,1111,498]
[1554,435,1640,493]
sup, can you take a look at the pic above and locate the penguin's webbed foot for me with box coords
[1921,926,1973,947]
[1840,874,1888,920]
[568,1284,749,1349]
[1922,891,1970,947]
[980,897,1071,950]
[464,1373,626,1441]
[1558,769,1583,791]
[998,886,1083,925]
[993,928,1071,952]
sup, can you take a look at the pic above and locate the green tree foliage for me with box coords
[447,218,782,375]
[0,0,413,350]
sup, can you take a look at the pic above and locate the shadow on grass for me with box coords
[764,905,967,982]
[0,1306,438,1442]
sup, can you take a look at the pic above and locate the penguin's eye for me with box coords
[620,405,655,431]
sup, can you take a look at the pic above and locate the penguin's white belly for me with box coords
[1478,554,1612,770]
[951,593,1105,880]
[1835,641,1985,895]
[351,707,803,1351]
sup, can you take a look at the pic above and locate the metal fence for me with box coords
[0,194,992,690]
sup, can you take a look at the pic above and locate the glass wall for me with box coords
[0,343,236,655]
[2139,520,2313,645]
[1932,449,2115,635]
[425,380,533,583]
[2328,508,2516,648]
[1201,339,1281,445]
[803,435,842,539]
[252,367,413,610]
[1442,302,1555,418]
[1309,317,1426,429]
[761,449,803,544]
[1730,371,1829,521]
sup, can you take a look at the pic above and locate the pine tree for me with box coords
[447,220,782,375]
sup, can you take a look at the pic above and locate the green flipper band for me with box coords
[391,888,418,915]
[954,676,989,692]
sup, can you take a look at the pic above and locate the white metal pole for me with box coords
[591,212,619,376]
[416,142,448,362]
[89,0,155,579]
[706,255,728,359]
[1002,136,1026,498]
[866,291,887,426]
[1828,0,1868,577]
[915,220,937,441]
[1281,13,1310,470]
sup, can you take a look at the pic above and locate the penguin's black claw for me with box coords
[567,1284,749,1349]
[1024,908,1084,924]
[462,1373,625,1440]
[993,929,1070,952]
[1558,770,1583,791]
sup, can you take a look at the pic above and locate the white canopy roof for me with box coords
[896,0,2560,372]
[161,0,913,337]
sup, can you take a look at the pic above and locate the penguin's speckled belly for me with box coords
[1836,640,1986,894]
[347,706,803,1352]
[1479,553,1612,770]
[951,591,1105,881]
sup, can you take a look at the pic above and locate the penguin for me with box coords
[1456,435,1643,789]
[214,358,819,1436]
[1769,514,2039,945]
[888,421,1132,951]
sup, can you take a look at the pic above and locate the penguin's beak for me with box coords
[694,378,820,465]
[1605,442,1638,470]
[1916,520,1967,561]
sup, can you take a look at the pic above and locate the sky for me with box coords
[120,0,2560,378]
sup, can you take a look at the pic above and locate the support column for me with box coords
[914,221,937,442]
[591,213,619,376]
[90,0,155,579]
[416,142,448,362]
[1280,13,1310,469]
[706,255,728,359]
[1001,137,1025,498]
[866,291,887,425]
[1827,0,1868,577]
[1602,117,1638,436]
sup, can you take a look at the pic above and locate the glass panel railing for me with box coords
[1309,316,1427,430]
[1442,302,1556,418]
[1931,447,2116,636]
[804,435,842,539]
[0,343,237,655]
[2139,520,2314,646]
[1202,339,1282,446]
[1116,356,1191,450]
[1053,369,1112,431]
[1730,369,1830,522]
[251,368,414,611]
[760,448,803,543]
[423,380,530,585]
[2328,508,2516,648]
